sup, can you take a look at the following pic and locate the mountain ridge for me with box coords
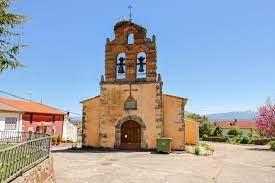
[206,110,257,121]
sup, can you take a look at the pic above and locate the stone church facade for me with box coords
[81,20,199,150]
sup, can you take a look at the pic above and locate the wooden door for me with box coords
[120,120,141,150]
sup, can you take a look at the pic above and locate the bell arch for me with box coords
[116,53,126,79]
[136,52,146,79]
[115,115,147,149]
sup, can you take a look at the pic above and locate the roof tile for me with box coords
[0,98,65,115]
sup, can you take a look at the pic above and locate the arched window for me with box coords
[128,33,134,44]
[116,53,126,79]
[136,52,146,78]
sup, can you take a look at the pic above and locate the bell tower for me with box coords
[103,20,158,82]
[97,19,164,150]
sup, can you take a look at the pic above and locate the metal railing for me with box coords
[0,131,51,183]
[0,131,46,144]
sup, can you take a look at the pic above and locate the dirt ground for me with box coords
[52,142,275,183]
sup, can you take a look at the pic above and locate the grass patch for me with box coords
[0,144,13,150]
[194,146,200,155]
[269,141,275,151]
[186,143,214,156]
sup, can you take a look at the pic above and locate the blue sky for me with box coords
[1,0,275,116]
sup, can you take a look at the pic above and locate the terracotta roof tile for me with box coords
[0,98,65,115]
[217,120,257,129]
[0,102,23,112]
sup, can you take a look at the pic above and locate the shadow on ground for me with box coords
[51,148,155,154]
[51,148,184,154]
[245,147,273,152]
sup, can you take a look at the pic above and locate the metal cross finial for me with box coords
[128,5,133,21]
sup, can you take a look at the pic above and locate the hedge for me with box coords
[250,138,275,145]
[203,136,229,142]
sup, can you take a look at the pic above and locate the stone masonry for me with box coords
[105,20,157,82]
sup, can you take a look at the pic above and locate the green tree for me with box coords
[185,112,215,138]
[227,128,243,137]
[185,112,208,123]
[199,121,215,138]
[213,126,223,137]
[0,0,26,73]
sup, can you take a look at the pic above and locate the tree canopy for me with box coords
[256,98,275,138]
[185,112,208,123]
[0,0,26,73]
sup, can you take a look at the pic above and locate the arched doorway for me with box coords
[120,120,141,150]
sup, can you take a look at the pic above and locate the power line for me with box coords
[0,90,27,101]
[0,90,81,116]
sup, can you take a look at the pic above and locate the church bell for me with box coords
[118,65,125,73]
[117,57,125,74]
[138,56,145,72]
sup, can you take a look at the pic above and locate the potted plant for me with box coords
[57,135,62,145]
[52,136,57,145]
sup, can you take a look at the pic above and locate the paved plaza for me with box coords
[52,143,275,183]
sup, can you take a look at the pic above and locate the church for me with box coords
[81,19,199,150]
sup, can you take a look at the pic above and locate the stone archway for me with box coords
[115,115,147,149]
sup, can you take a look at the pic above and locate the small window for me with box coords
[5,117,17,130]
[128,33,134,44]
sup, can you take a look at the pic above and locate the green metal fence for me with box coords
[0,131,51,183]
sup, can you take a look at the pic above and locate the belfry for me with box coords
[81,18,199,150]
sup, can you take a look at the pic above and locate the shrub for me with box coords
[194,146,200,155]
[269,141,275,151]
[57,135,62,143]
[251,138,273,145]
[227,128,243,137]
[199,121,215,138]
[229,137,241,145]
[213,126,223,137]
[52,136,57,143]
[240,137,250,144]
[202,134,208,140]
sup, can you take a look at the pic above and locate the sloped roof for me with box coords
[163,93,188,101]
[0,98,65,115]
[80,95,100,103]
[217,120,257,129]
[0,102,23,112]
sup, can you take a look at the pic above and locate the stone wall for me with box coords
[98,82,161,149]
[13,155,55,183]
[81,96,100,147]
[163,94,187,150]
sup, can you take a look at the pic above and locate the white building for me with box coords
[0,102,23,132]
[62,119,77,142]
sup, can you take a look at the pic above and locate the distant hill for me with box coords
[70,116,82,124]
[206,110,257,121]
